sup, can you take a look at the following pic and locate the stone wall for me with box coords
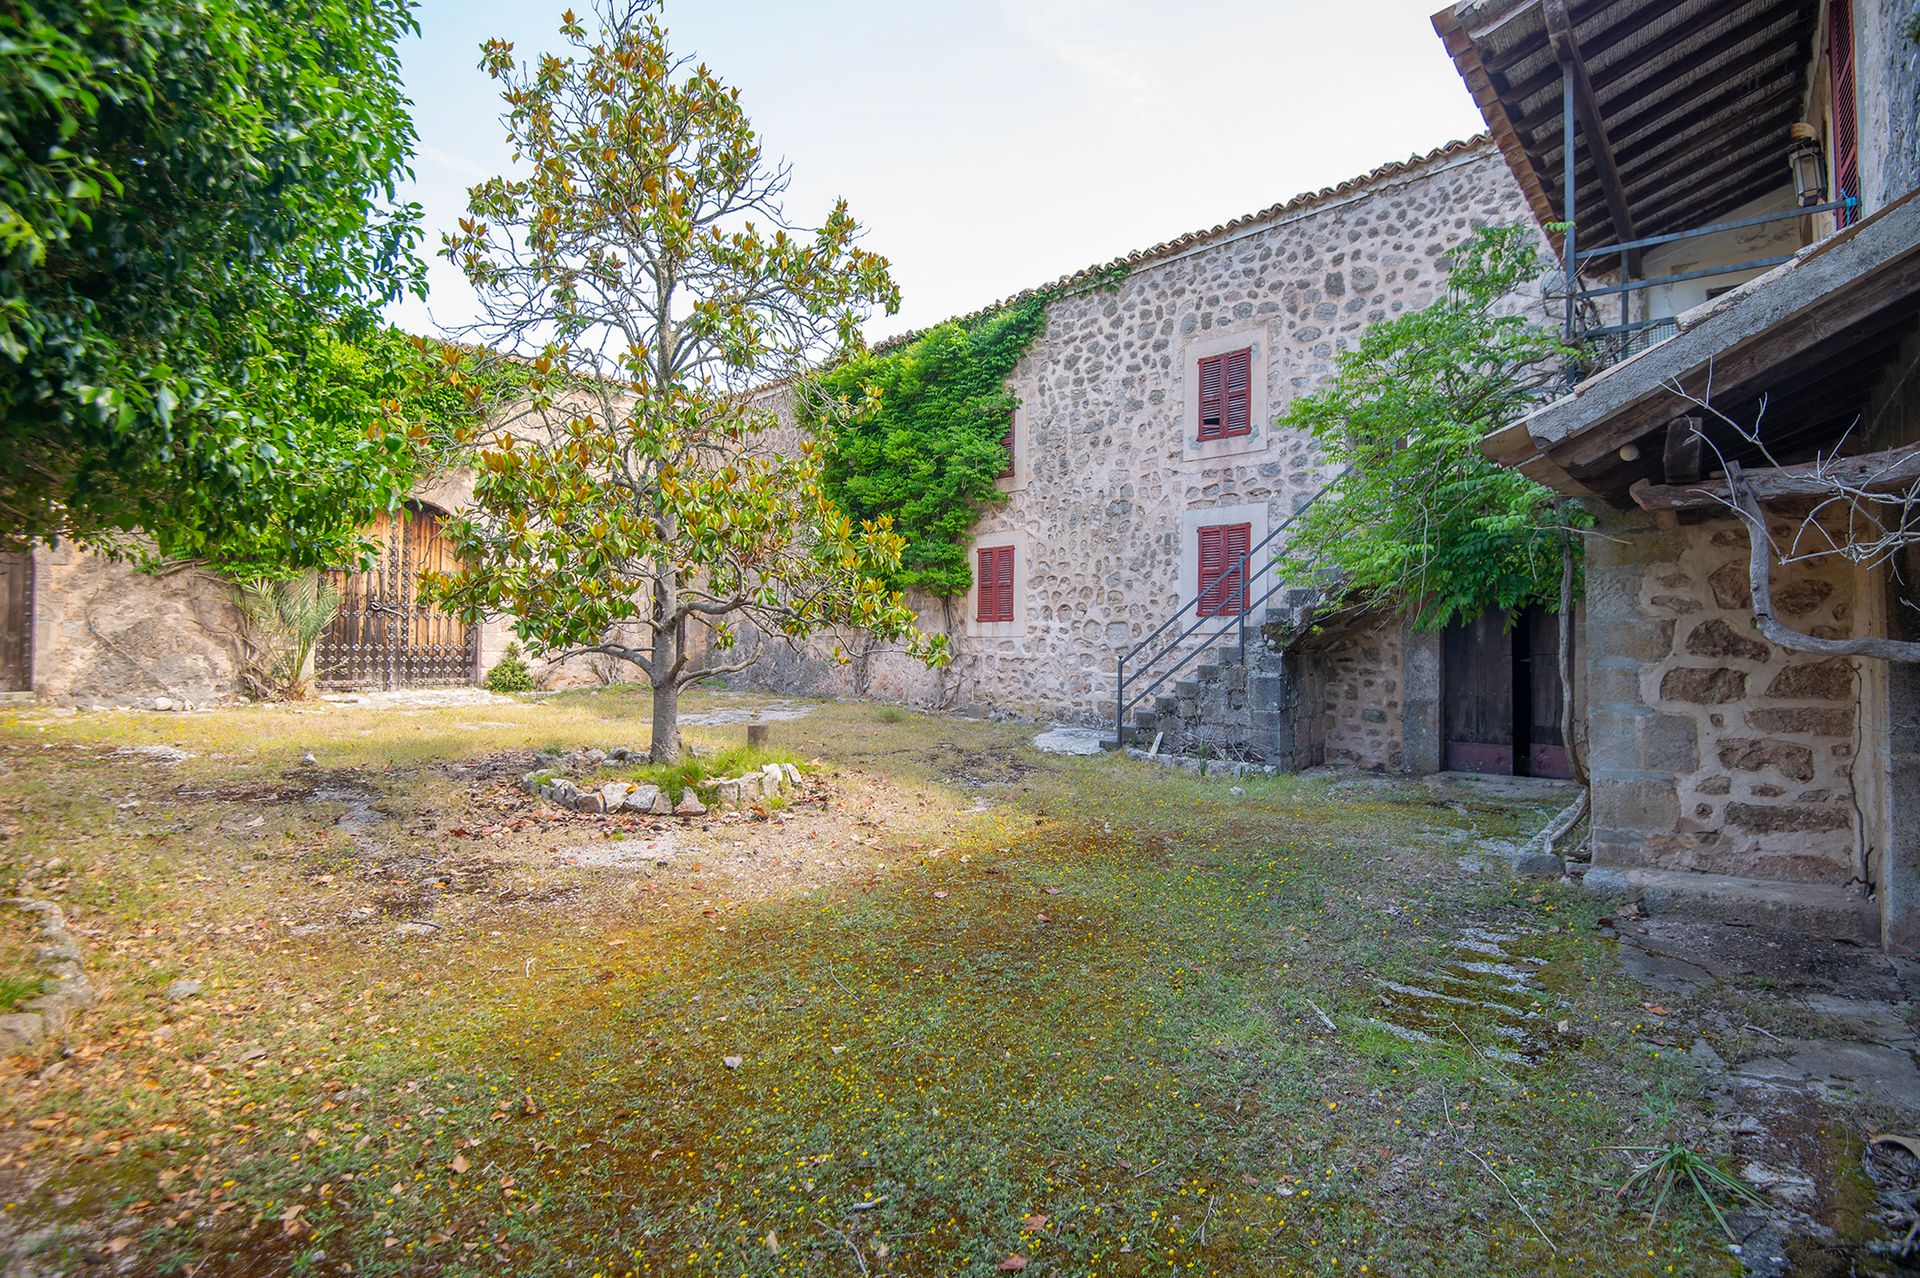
[28,543,243,706]
[1586,507,1867,887]
[751,140,1536,738]
[21,466,553,704]
[1313,612,1409,770]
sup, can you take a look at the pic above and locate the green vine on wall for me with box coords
[814,264,1129,598]
[813,298,1047,597]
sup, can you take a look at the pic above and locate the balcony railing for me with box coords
[1566,198,1856,374]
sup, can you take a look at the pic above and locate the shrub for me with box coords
[485,643,536,693]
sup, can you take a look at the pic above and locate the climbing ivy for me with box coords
[813,297,1050,597]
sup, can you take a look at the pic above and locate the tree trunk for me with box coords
[648,564,682,762]
[649,675,680,763]
[1558,525,1588,788]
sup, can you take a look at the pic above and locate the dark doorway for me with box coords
[0,551,30,692]
[317,505,478,690]
[1441,607,1574,779]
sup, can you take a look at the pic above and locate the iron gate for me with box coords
[316,505,477,690]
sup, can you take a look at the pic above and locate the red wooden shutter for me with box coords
[1197,350,1252,439]
[1197,354,1224,439]
[999,411,1016,479]
[1222,348,1252,436]
[977,546,1014,622]
[1830,0,1859,224]
[1198,523,1250,617]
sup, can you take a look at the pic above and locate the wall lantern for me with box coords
[1789,122,1828,207]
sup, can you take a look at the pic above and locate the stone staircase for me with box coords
[1116,588,1324,766]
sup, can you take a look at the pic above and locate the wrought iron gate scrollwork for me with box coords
[316,505,478,690]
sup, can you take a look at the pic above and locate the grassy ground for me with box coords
[0,687,1750,1275]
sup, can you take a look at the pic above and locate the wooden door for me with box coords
[316,506,477,690]
[1442,610,1514,774]
[0,551,30,692]
[1442,607,1574,778]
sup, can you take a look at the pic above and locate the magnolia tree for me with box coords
[426,1,940,760]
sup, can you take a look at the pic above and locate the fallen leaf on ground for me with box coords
[449,1153,469,1174]
[1022,1212,1049,1230]
[999,1256,1029,1272]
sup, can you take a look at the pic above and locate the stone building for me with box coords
[754,137,1567,776]
[1442,0,1920,948]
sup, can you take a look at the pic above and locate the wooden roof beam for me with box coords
[1629,442,1920,511]
[1544,0,1639,269]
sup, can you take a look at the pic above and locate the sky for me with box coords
[388,0,1490,342]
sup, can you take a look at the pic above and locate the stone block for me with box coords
[621,784,668,815]
[1774,578,1835,618]
[1708,560,1752,609]
[1585,660,1645,707]
[1684,618,1768,662]
[1591,616,1677,663]
[599,782,635,810]
[1725,801,1850,834]
[1717,738,1816,782]
[1747,706,1855,736]
[1659,666,1746,704]
[1765,659,1853,701]
[0,1012,45,1055]
[1592,775,1680,835]
[1580,866,1873,942]
[1639,713,1699,772]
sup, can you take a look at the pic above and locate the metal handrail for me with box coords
[1114,469,1346,746]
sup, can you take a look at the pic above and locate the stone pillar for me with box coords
[1400,621,1442,774]
[1582,506,1693,870]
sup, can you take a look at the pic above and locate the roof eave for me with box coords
[1480,190,1920,502]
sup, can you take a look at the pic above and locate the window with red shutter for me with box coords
[1830,0,1859,224]
[999,411,1016,480]
[1197,349,1253,440]
[976,546,1015,623]
[1197,522,1251,617]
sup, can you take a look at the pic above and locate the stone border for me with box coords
[524,761,806,818]
[1,898,97,1057]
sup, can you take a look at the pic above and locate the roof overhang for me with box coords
[1482,191,1920,506]
[1432,0,1819,253]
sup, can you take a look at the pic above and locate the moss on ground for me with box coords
[0,690,1763,1275]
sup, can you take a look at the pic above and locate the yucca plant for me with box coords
[1613,1142,1764,1241]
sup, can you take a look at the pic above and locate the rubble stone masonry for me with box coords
[1586,506,1866,887]
[756,139,1536,731]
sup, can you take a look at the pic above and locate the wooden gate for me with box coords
[1440,607,1574,779]
[316,505,477,690]
[0,551,31,692]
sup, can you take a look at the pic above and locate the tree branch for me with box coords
[1731,463,1920,663]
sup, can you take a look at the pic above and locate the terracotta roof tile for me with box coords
[874,134,1495,351]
